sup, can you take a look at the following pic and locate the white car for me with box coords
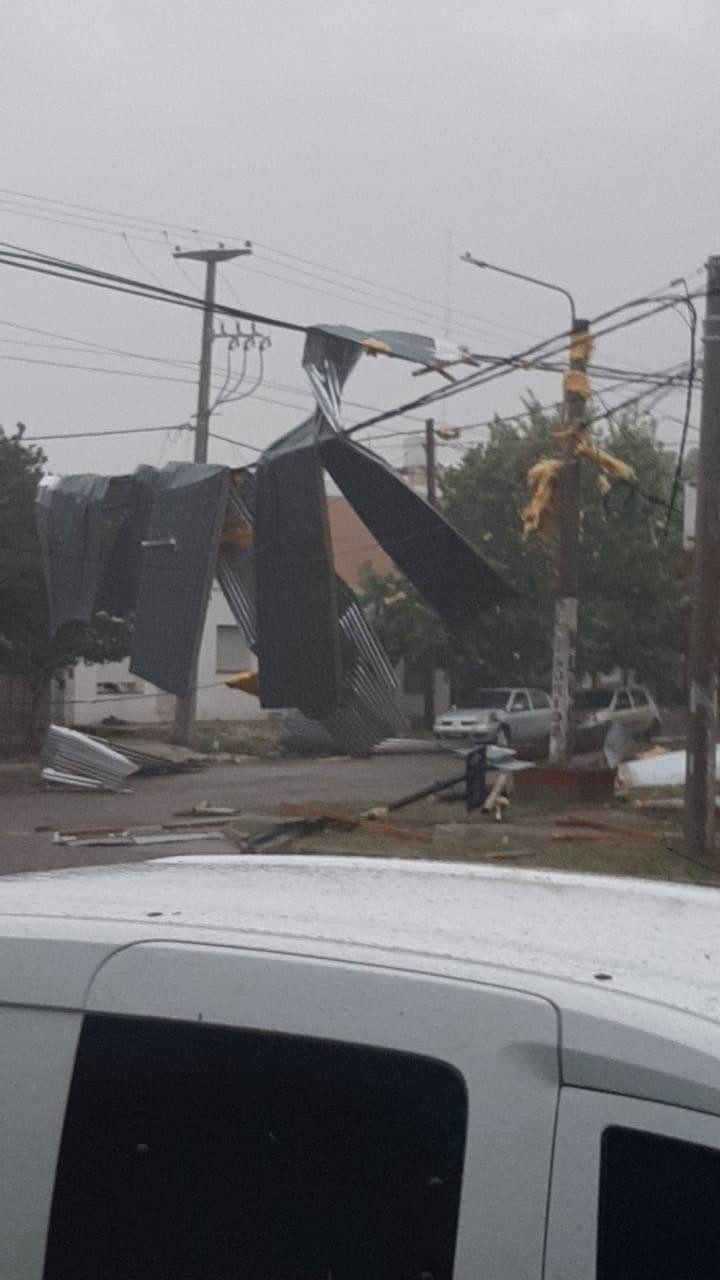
[574,684,661,747]
[3,854,719,1279]
[433,685,552,749]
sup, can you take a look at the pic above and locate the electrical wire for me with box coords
[0,187,544,343]
[121,233,168,290]
[0,316,467,429]
[23,423,192,441]
[662,284,698,533]
[0,241,307,334]
[343,297,693,438]
[0,239,703,469]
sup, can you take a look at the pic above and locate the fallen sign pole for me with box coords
[684,255,720,861]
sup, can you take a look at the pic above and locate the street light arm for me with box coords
[461,252,576,327]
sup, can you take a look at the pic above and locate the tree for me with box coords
[0,425,130,743]
[360,400,686,703]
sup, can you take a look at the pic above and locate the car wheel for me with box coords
[495,724,511,749]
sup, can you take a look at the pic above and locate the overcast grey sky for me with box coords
[2,0,717,476]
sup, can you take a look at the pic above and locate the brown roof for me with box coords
[326,495,394,587]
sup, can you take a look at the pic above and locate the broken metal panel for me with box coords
[95,467,159,619]
[36,468,159,634]
[218,465,405,754]
[216,472,257,648]
[130,463,230,696]
[41,725,137,790]
[36,474,118,633]
[311,324,468,371]
[321,434,513,631]
[86,735,205,775]
[302,327,363,426]
[254,441,342,715]
[336,582,397,688]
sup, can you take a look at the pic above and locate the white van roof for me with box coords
[1,855,719,1114]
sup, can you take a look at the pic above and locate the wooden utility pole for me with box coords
[425,418,437,507]
[172,244,250,745]
[684,257,720,859]
[423,418,437,728]
[548,317,590,764]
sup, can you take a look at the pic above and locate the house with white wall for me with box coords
[64,584,264,729]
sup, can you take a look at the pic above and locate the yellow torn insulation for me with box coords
[564,370,591,399]
[226,670,260,696]
[569,332,594,363]
[597,474,611,497]
[361,337,391,356]
[221,520,253,548]
[553,422,588,442]
[522,458,563,539]
[575,437,635,481]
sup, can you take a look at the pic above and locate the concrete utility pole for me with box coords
[548,317,590,764]
[423,418,437,728]
[425,417,437,507]
[684,257,720,860]
[461,251,582,764]
[172,245,250,746]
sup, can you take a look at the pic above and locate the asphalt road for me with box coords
[0,753,460,877]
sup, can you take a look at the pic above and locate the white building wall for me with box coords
[67,585,266,727]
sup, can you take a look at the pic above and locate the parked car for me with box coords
[433,685,552,749]
[4,854,720,1278]
[573,685,661,750]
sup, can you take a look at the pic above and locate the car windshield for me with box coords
[468,689,512,709]
[575,690,614,710]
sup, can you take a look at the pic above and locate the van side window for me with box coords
[44,1014,467,1280]
[530,689,550,709]
[631,688,649,706]
[598,1126,720,1280]
[614,689,631,710]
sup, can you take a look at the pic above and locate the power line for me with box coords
[0,316,468,429]
[0,241,307,334]
[344,296,693,438]
[0,239,701,458]
[0,350,204,385]
[23,422,191,441]
[0,187,544,343]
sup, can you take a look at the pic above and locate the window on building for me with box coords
[44,1014,467,1280]
[215,623,247,673]
[96,679,142,696]
[598,1126,720,1280]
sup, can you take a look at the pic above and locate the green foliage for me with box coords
[575,414,686,691]
[360,399,686,701]
[0,425,130,700]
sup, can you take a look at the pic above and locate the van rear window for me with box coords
[44,1013,467,1280]
[598,1126,720,1280]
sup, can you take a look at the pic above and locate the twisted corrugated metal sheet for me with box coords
[217,471,405,756]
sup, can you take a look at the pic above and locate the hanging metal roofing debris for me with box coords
[36,321,513,757]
